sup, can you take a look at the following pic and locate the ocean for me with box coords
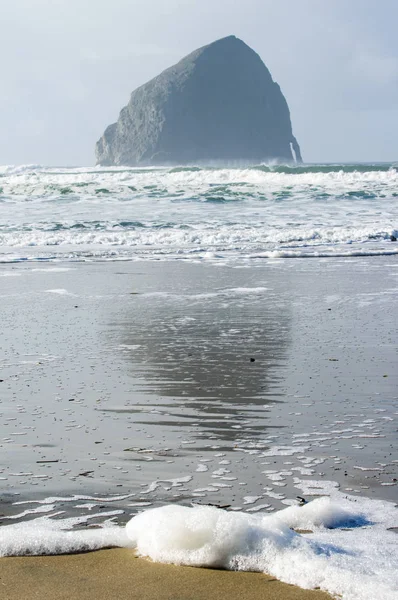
[1,163,398,263]
[0,163,397,599]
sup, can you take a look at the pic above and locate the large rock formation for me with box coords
[96,36,302,166]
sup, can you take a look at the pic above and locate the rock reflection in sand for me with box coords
[109,280,291,443]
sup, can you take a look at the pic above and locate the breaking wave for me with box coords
[0,163,397,262]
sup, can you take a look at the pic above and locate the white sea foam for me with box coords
[0,512,131,556]
[45,288,76,295]
[124,495,398,600]
[0,494,397,599]
[141,287,268,300]
[1,227,397,253]
[262,445,309,456]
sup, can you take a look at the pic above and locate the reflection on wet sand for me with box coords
[110,278,291,444]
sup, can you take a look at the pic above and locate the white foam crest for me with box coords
[1,225,397,252]
[252,248,398,259]
[1,165,397,191]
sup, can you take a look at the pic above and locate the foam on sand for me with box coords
[0,512,131,557]
[125,496,398,600]
[1,495,398,599]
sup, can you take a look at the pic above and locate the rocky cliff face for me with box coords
[96,36,302,166]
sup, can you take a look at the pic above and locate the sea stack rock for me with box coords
[96,35,302,166]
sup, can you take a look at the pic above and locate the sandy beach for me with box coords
[1,258,397,599]
[0,549,332,600]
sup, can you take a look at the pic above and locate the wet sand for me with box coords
[1,258,397,518]
[0,549,332,600]
[1,258,397,599]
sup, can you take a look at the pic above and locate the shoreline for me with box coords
[0,548,332,600]
[1,259,397,599]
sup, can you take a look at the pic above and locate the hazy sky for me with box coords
[2,0,397,165]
